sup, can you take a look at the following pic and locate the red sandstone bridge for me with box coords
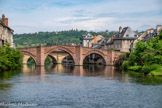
[18,45,123,66]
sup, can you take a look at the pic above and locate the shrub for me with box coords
[150,64,161,70]
[111,48,115,51]
[126,52,130,58]
[122,60,130,70]
[0,42,23,71]
[141,64,161,74]
[150,66,162,76]
[141,65,151,74]
[128,66,142,72]
[119,54,124,58]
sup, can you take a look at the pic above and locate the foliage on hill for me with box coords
[0,42,23,71]
[121,31,162,76]
[13,30,115,48]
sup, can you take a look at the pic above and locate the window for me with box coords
[125,40,127,43]
[115,45,117,48]
[118,44,120,48]
[125,44,127,48]
[134,35,137,37]
[126,34,129,37]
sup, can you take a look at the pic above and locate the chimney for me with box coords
[111,35,114,39]
[2,14,5,23]
[5,18,8,26]
[94,35,97,43]
[1,14,8,26]
[119,26,122,33]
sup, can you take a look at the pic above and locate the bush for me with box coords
[0,42,23,71]
[150,64,161,70]
[119,54,124,58]
[111,48,115,51]
[141,65,151,74]
[141,64,161,74]
[126,52,130,58]
[128,66,142,72]
[122,60,130,70]
[150,66,162,76]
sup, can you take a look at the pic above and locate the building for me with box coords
[0,14,14,47]
[91,36,111,49]
[130,25,162,52]
[156,25,162,35]
[142,25,162,42]
[80,33,94,47]
[88,35,104,48]
[80,33,106,48]
[106,26,138,52]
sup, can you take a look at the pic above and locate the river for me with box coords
[0,64,162,108]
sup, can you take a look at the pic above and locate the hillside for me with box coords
[13,30,115,48]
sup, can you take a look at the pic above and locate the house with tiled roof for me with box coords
[80,33,94,47]
[0,14,14,47]
[106,26,138,52]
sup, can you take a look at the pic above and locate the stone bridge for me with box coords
[18,45,123,66]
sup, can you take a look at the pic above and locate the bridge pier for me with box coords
[36,46,46,66]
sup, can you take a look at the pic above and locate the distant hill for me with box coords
[13,30,116,48]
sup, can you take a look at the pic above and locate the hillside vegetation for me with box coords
[13,30,115,48]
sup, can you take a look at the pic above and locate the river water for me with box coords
[0,64,162,108]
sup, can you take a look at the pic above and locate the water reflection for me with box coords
[22,64,162,85]
[23,64,122,78]
[0,70,21,90]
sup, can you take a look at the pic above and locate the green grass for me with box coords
[128,66,142,72]
[150,67,162,76]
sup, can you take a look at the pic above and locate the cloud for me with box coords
[0,0,162,33]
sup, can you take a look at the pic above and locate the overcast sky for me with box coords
[0,0,162,34]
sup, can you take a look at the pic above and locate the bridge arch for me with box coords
[48,54,57,64]
[21,51,37,65]
[83,50,107,65]
[45,46,75,64]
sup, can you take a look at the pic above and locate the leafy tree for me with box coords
[0,42,23,71]
[13,30,116,48]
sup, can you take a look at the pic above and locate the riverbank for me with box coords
[0,42,23,71]
[117,31,162,76]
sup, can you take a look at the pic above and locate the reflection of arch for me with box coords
[62,55,74,64]
[48,54,57,63]
[83,50,106,65]
[45,46,75,64]
[22,51,37,64]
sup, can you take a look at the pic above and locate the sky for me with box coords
[0,0,162,34]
